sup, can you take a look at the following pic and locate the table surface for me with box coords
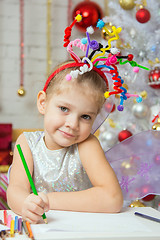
[1,207,160,240]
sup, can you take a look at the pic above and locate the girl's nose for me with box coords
[65,115,79,130]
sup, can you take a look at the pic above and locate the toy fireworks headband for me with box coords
[43,13,149,133]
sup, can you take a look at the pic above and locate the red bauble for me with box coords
[136,8,151,23]
[118,130,132,142]
[72,1,103,32]
[148,67,160,89]
[142,194,155,202]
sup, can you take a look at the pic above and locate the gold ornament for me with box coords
[129,200,146,207]
[116,38,131,49]
[18,86,26,96]
[121,158,137,176]
[101,22,113,41]
[108,118,116,128]
[94,129,100,138]
[152,118,160,131]
[119,0,135,10]
[140,90,147,99]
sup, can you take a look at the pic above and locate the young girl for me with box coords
[7,60,123,224]
[8,12,150,223]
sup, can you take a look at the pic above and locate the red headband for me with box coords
[43,62,109,92]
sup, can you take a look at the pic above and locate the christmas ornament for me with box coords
[46,0,52,75]
[19,0,25,96]
[140,184,154,198]
[129,200,145,207]
[130,28,136,38]
[17,86,26,96]
[105,102,115,113]
[154,154,160,165]
[72,1,103,32]
[148,67,160,89]
[121,158,138,176]
[100,131,118,148]
[132,103,149,119]
[119,0,135,10]
[152,118,160,131]
[136,8,151,23]
[142,194,155,202]
[140,91,147,99]
[118,129,132,142]
[101,23,113,41]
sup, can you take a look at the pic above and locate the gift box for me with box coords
[0,124,13,172]
[0,124,12,209]
[0,173,9,209]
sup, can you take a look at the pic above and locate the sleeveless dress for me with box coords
[23,131,92,193]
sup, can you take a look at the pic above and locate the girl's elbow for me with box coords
[103,189,123,213]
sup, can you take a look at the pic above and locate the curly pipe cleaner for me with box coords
[118,78,127,111]
[85,27,99,59]
[63,13,82,48]
[117,58,150,70]
[91,19,122,62]
[104,64,123,97]
[92,55,117,66]
[67,39,87,63]
[66,57,93,80]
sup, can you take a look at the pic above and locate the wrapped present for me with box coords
[0,124,13,172]
[0,173,9,209]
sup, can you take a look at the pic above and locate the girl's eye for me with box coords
[60,106,68,112]
[81,114,91,120]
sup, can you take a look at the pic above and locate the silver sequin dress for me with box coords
[23,131,92,193]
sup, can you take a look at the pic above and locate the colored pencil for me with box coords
[14,216,18,232]
[22,220,29,236]
[18,218,22,234]
[16,144,47,224]
[10,219,15,237]
[135,212,160,223]
[3,210,7,225]
[26,221,34,239]
[7,215,12,228]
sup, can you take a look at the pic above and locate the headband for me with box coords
[43,62,109,92]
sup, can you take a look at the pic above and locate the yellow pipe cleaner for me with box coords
[91,26,122,63]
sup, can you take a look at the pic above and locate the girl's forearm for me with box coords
[7,185,30,215]
[47,187,123,213]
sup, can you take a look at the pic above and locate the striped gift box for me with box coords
[0,173,9,209]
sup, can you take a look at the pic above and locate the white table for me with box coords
[1,207,160,240]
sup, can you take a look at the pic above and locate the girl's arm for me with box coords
[47,134,123,213]
[7,133,49,223]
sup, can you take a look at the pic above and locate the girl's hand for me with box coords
[22,192,49,224]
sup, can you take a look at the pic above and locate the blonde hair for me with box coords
[45,61,108,112]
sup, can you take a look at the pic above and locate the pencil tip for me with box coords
[44,218,48,224]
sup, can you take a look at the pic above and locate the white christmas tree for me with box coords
[98,0,160,151]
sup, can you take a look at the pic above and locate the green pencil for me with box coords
[16,144,47,224]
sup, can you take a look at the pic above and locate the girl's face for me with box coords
[37,84,99,150]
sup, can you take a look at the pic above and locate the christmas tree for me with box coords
[98,0,160,150]
[98,0,160,208]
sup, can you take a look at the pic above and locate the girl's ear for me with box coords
[37,91,46,115]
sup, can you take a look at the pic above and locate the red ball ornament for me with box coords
[118,129,132,142]
[104,103,116,113]
[142,194,155,202]
[136,8,151,23]
[148,67,160,89]
[72,1,103,32]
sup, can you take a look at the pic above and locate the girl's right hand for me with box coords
[22,192,49,224]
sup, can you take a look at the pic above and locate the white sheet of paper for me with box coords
[31,209,151,234]
[0,224,10,231]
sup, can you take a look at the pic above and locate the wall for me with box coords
[0,0,104,129]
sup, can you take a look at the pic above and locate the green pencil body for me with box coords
[17,144,47,223]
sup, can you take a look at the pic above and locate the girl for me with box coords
[7,61,123,224]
